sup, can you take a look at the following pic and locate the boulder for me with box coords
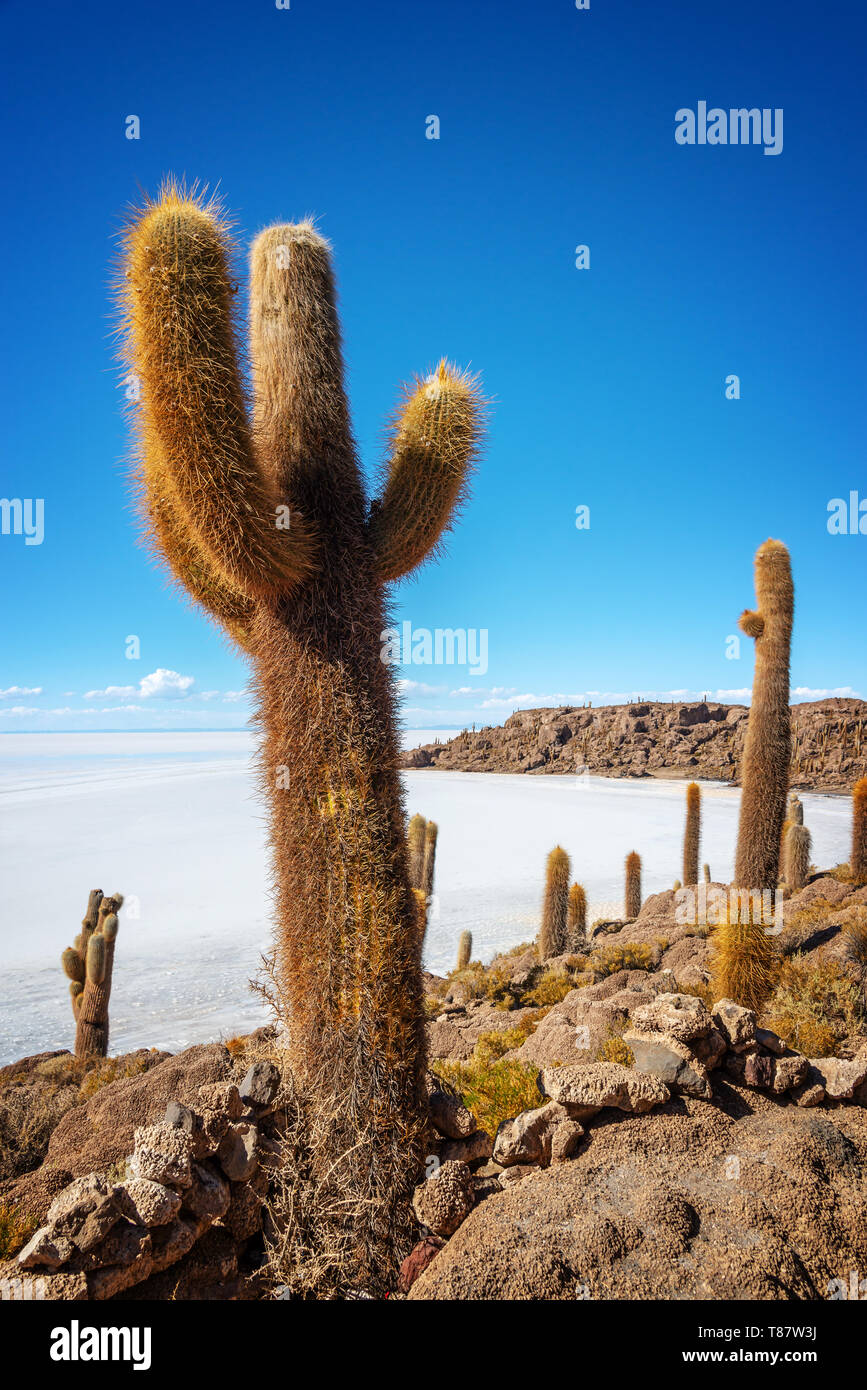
[440,1131,493,1166]
[808,1052,867,1102]
[412,1160,475,1237]
[539,1061,669,1115]
[493,1103,582,1168]
[113,1177,181,1228]
[624,1032,712,1100]
[131,1123,194,1189]
[238,1061,280,1110]
[45,1174,121,1252]
[217,1122,258,1183]
[712,999,757,1051]
[427,1082,477,1139]
[398,1236,445,1293]
[630,992,713,1044]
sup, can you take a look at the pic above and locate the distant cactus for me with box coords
[673,879,682,892]
[852,778,867,883]
[683,782,701,886]
[784,823,811,892]
[407,814,427,890]
[539,847,571,960]
[62,890,123,1058]
[734,540,794,892]
[703,863,711,884]
[566,882,587,950]
[625,851,642,919]
[421,821,438,901]
[788,793,804,826]
[456,930,472,970]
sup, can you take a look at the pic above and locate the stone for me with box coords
[218,1182,265,1242]
[45,1174,121,1252]
[693,1027,727,1072]
[624,1032,712,1100]
[550,1120,586,1165]
[493,1102,579,1168]
[498,1164,536,1187]
[808,1053,867,1101]
[164,1099,198,1133]
[743,1053,776,1089]
[427,1084,477,1139]
[472,1175,503,1202]
[17,1226,75,1270]
[412,1160,475,1237]
[539,1061,670,1115]
[630,992,713,1044]
[198,1082,244,1120]
[239,1061,280,1109]
[131,1123,194,1188]
[712,998,757,1051]
[440,1130,493,1165]
[112,1177,181,1227]
[771,1055,810,1094]
[184,1161,231,1222]
[793,1081,826,1108]
[756,1027,787,1056]
[398,1237,445,1293]
[217,1122,258,1182]
[82,1222,151,1271]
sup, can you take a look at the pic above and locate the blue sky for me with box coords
[1,0,865,735]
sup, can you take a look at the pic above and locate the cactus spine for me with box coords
[121,183,484,1290]
[566,882,587,950]
[733,540,794,892]
[784,823,811,892]
[62,890,123,1059]
[539,847,570,960]
[625,851,642,919]
[683,782,701,887]
[456,930,472,970]
[852,777,867,883]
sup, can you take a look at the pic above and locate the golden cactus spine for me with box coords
[121,183,484,1291]
[852,777,867,883]
[62,890,123,1058]
[567,882,587,950]
[733,540,794,892]
[683,782,701,887]
[539,847,570,960]
[625,851,642,919]
[456,930,472,970]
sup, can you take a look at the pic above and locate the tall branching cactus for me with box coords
[683,782,701,887]
[62,890,123,1058]
[539,847,570,960]
[734,540,794,892]
[121,183,485,1289]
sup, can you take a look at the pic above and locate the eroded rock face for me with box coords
[399,697,867,793]
[408,1094,867,1300]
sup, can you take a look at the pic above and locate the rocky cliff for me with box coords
[401,697,867,793]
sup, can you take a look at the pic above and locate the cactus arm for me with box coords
[367,361,485,582]
[739,609,765,639]
[122,185,317,600]
[249,225,365,527]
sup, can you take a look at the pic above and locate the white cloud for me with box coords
[85,669,194,702]
[791,686,861,700]
[0,686,43,699]
[0,705,41,717]
[396,679,447,696]
[222,691,245,703]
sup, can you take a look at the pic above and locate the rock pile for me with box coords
[14,1060,281,1300]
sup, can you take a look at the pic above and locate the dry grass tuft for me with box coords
[763,956,865,1058]
[0,1202,38,1261]
[431,1057,541,1139]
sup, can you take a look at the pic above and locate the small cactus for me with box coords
[407,814,427,890]
[711,900,778,1014]
[456,930,472,970]
[421,821,438,902]
[784,824,811,893]
[407,814,438,946]
[61,890,123,1058]
[539,847,570,960]
[625,851,642,919]
[683,782,701,887]
[566,882,587,950]
[852,777,867,883]
[703,863,711,884]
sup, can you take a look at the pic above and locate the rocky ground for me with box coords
[401,697,867,792]
[2,870,866,1301]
